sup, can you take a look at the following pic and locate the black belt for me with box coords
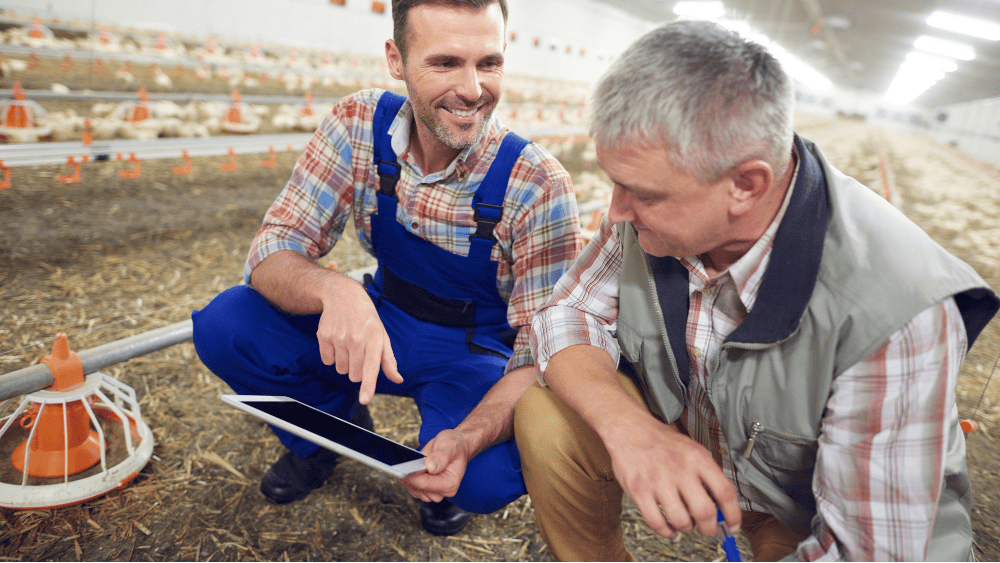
[369,267,478,328]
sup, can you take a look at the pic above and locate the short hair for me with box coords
[392,0,508,63]
[591,20,795,182]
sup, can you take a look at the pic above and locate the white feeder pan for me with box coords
[0,371,154,509]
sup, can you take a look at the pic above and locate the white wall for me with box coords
[927,98,1000,167]
[11,0,653,84]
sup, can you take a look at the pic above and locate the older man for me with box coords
[515,20,998,561]
[193,0,581,536]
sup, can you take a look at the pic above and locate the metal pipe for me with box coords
[0,319,193,402]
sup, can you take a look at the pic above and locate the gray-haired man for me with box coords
[515,20,997,561]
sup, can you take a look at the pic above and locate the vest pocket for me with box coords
[743,422,818,513]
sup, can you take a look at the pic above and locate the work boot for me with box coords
[420,499,473,536]
[259,404,374,504]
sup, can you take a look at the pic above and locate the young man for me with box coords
[193,0,581,536]
[516,20,998,560]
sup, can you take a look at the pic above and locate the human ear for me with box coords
[728,159,773,216]
[385,39,404,80]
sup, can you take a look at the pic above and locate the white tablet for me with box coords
[221,395,427,479]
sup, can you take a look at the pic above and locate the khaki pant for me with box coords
[514,376,807,562]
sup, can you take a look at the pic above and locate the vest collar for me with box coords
[648,134,829,349]
[725,133,829,344]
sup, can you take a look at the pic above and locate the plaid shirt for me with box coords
[248,89,582,373]
[531,162,967,560]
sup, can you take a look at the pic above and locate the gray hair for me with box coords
[591,20,795,182]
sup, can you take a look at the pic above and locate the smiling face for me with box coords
[386,2,505,170]
[600,138,735,260]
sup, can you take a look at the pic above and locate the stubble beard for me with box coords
[411,92,495,151]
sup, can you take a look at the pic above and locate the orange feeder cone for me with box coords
[960,419,978,433]
[12,335,103,478]
[301,92,315,117]
[223,89,245,125]
[126,86,150,123]
[82,118,93,146]
[29,16,45,39]
[3,82,30,129]
[221,90,259,134]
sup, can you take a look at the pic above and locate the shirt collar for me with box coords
[388,99,507,182]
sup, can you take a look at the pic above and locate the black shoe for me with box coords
[259,404,374,504]
[420,499,473,536]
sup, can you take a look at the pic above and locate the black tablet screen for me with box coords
[243,400,424,466]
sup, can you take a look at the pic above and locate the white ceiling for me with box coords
[592,0,1000,108]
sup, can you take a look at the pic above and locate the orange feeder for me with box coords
[220,89,260,134]
[301,92,315,117]
[0,334,154,509]
[125,86,150,123]
[0,82,52,142]
[28,16,48,40]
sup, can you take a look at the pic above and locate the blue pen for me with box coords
[717,508,742,562]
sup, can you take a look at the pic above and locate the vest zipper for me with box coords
[743,421,764,458]
[742,420,813,458]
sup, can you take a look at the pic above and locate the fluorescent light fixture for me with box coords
[927,11,1000,41]
[914,35,975,60]
[885,57,947,105]
[905,51,958,72]
[673,1,725,20]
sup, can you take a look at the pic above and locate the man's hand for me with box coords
[399,429,471,502]
[544,345,741,539]
[603,415,740,538]
[249,250,404,405]
[316,280,403,404]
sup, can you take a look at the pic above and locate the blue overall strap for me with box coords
[373,91,407,197]
[469,132,531,257]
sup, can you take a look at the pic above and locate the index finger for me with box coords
[357,338,382,404]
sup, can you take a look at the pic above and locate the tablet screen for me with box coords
[243,400,424,466]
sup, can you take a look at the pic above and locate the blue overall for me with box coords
[192,92,529,514]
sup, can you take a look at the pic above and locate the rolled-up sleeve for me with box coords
[244,94,370,282]
[530,215,625,381]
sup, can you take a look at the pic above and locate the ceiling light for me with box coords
[927,11,1000,41]
[673,1,725,20]
[905,51,958,72]
[914,35,975,60]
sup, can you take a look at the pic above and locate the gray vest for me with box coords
[616,135,999,560]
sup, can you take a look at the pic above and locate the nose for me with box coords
[606,184,635,224]
[455,66,484,103]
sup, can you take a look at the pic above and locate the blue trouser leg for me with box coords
[191,285,526,513]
